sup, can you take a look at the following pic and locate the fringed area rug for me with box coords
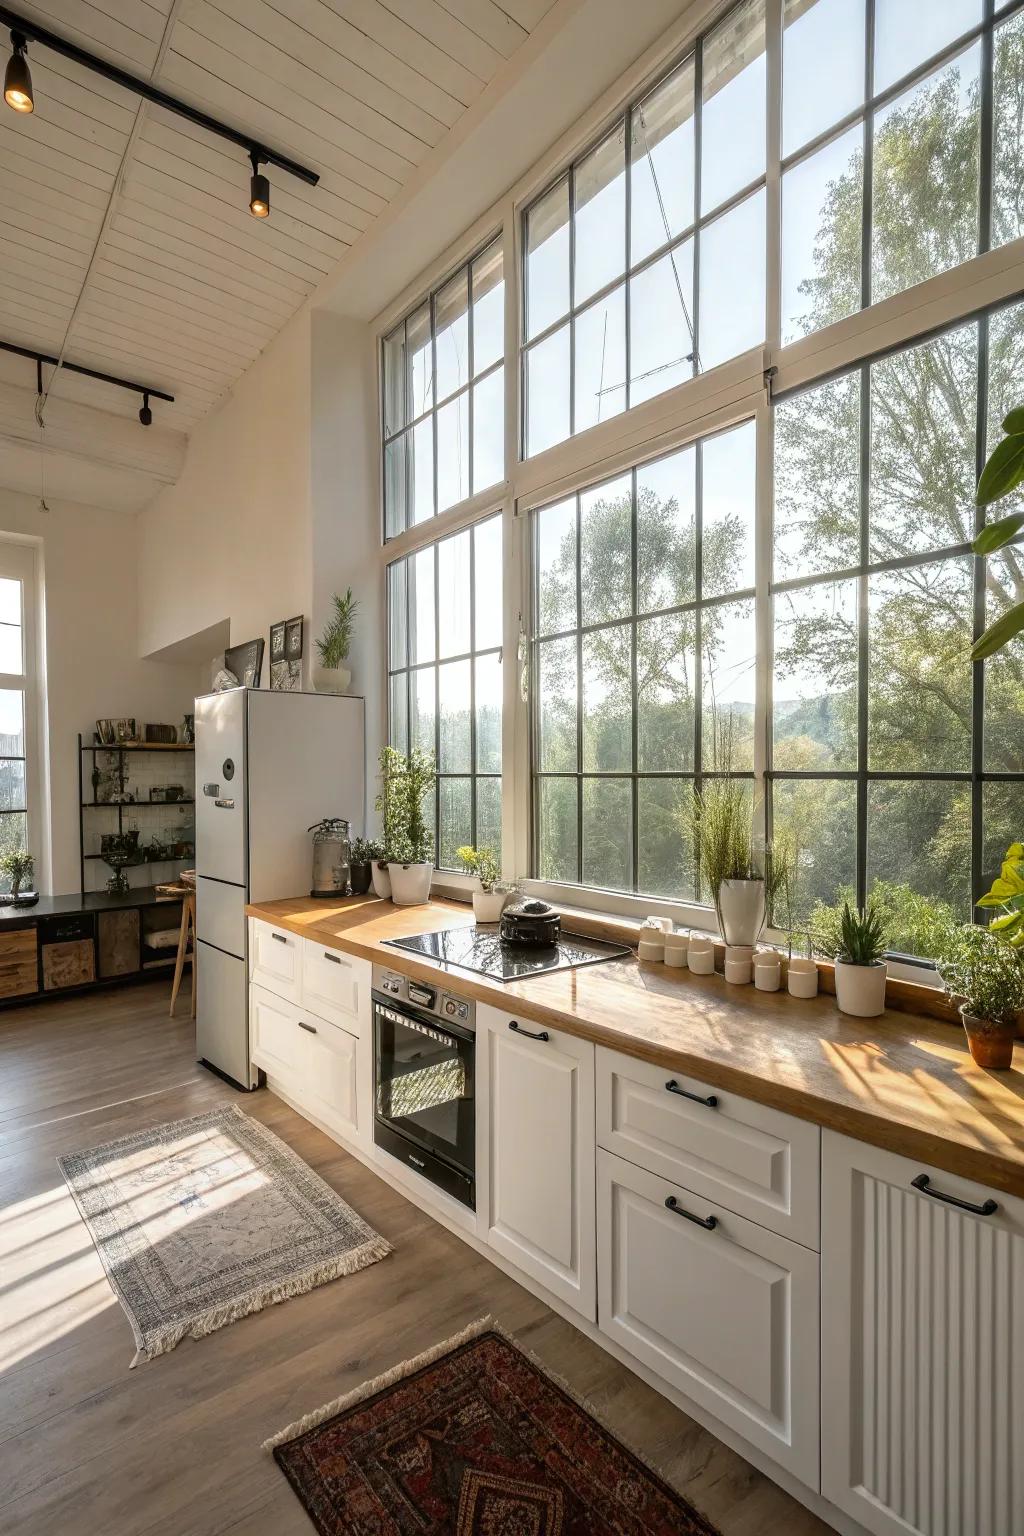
[58,1103,391,1366]
[264,1318,721,1535]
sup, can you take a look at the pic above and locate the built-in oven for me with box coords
[372,965,475,1209]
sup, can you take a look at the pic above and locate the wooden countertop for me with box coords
[247,894,1024,1199]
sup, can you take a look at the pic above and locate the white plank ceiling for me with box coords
[0,0,557,508]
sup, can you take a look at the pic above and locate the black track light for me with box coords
[249,150,269,219]
[4,30,33,113]
[138,391,152,427]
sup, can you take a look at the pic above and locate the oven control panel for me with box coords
[372,965,475,1028]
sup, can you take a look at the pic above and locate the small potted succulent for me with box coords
[349,837,377,897]
[457,845,506,922]
[820,901,888,1017]
[939,924,1024,1069]
[314,588,358,693]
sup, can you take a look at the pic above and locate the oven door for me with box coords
[373,995,475,1186]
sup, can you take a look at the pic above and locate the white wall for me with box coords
[0,489,196,895]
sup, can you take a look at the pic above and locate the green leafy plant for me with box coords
[457,845,501,891]
[374,745,407,861]
[374,745,435,866]
[938,923,1024,1027]
[976,841,1024,946]
[809,883,958,961]
[350,837,378,865]
[315,588,358,670]
[0,849,32,895]
[765,829,798,931]
[970,408,1024,660]
[816,900,887,966]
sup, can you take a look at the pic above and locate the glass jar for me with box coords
[310,818,351,897]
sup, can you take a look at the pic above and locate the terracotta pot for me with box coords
[962,1010,1016,1070]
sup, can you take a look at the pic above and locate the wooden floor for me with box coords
[0,983,833,1536]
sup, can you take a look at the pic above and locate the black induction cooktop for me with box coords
[382,924,632,983]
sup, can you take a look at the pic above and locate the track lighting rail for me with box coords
[0,340,174,408]
[0,4,319,188]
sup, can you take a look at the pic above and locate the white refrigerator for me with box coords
[194,688,365,1089]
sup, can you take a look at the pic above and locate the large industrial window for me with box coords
[382,240,505,539]
[530,420,757,896]
[387,514,503,868]
[0,542,39,886]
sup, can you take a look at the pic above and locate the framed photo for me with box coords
[224,638,265,689]
[96,718,116,746]
[269,620,286,663]
[115,717,138,744]
[285,615,303,662]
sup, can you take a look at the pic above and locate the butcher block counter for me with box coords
[246,893,1024,1197]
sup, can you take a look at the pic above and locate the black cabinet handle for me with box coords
[509,1020,549,1042]
[324,951,341,964]
[271,932,288,944]
[297,1020,317,1034]
[666,1079,718,1108]
[911,1174,997,1217]
[665,1195,718,1230]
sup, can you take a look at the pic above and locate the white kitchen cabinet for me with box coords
[300,1012,361,1145]
[478,1003,596,1319]
[821,1131,1024,1536]
[249,919,301,1004]
[597,1148,820,1489]
[251,981,365,1147]
[251,983,301,1089]
[301,939,365,1032]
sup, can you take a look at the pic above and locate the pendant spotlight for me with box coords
[4,29,33,112]
[248,150,270,219]
[138,391,152,427]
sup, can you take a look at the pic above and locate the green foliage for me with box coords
[375,745,436,865]
[834,902,887,966]
[0,849,32,893]
[350,837,378,865]
[976,841,1024,945]
[456,845,500,890]
[938,924,1024,1027]
[811,882,958,962]
[976,428,1024,507]
[315,589,358,670]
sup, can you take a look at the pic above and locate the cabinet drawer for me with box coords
[300,1010,361,1145]
[251,984,302,1087]
[301,939,363,1032]
[596,1047,820,1248]
[597,1149,820,1490]
[249,919,301,1003]
[0,927,37,998]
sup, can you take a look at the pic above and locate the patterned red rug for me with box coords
[266,1320,721,1535]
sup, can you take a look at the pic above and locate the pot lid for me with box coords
[502,898,557,920]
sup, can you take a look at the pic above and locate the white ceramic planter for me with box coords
[724,944,753,984]
[687,935,715,974]
[787,957,819,998]
[388,862,433,906]
[472,886,507,923]
[313,663,351,694]
[717,878,765,947]
[370,862,392,900]
[834,959,887,1017]
[753,951,782,991]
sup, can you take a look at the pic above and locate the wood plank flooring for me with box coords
[0,983,833,1536]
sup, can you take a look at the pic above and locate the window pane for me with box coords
[993,10,1024,250]
[476,652,502,773]
[987,299,1024,522]
[574,128,626,307]
[638,777,694,898]
[580,474,632,626]
[438,530,471,658]
[411,668,435,755]
[474,515,503,652]
[439,659,471,772]
[637,446,696,613]
[773,778,857,923]
[382,323,407,437]
[477,776,502,861]
[869,325,977,562]
[472,366,504,495]
[389,674,409,756]
[384,433,408,539]
[0,580,21,627]
[526,177,570,340]
[702,421,756,597]
[536,497,577,635]
[701,0,766,214]
[983,782,1024,893]
[782,0,865,156]
[410,416,434,525]
[435,270,469,403]
[629,240,695,406]
[773,580,858,770]
[537,637,577,772]
[439,777,471,869]
[0,690,24,756]
[537,777,577,881]
[774,372,861,580]
[702,597,756,768]
[637,612,695,771]
[583,777,632,890]
[0,759,25,812]
[698,189,766,372]
[525,325,570,456]
[874,0,980,95]
[472,240,504,376]
[574,287,626,432]
[410,547,435,664]
[871,45,981,306]
[781,123,863,344]
[436,393,469,514]
[0,811,27,869]
[867,779,972,942]
[868,557,973,771]
[630,58,695,265]
[984,575,1024,773]
[582,627,632,772]
[388,560,407,670]
[407,301,433,418]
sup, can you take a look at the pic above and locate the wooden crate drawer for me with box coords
[42,938,94,992]
[596,1046,820,1248]
[0,927,37,997]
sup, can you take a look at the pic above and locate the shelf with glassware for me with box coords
[78,735,196,896]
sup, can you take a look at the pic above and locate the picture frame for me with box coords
[95,718,116,746]
[224,638,265,689]
[269,620,286,663]
[285,615,303,662]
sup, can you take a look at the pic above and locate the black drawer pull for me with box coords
[911,1174,997,1217]
[509,1020,549,1041]
[271,933,288,944]
[297,1020,317,1034]
[324,951,342,964]
[665,1195,717,1230]
[666,1079,718,1108]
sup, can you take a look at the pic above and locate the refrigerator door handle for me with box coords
[214,798,235,809]
[202,782,220,796]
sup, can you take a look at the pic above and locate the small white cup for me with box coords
[753,951,782,992]
[645,915,673,934]
[663,931,689,968]
[787,956,819,998]
[637,936,665,963]
[724,944,753,984]
[687,935,715,974]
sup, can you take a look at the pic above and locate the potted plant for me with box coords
[349,837,377,896]
[377,746,436,906]
[0,849,34,902]
[819,901,888,1017]
[938,924,1024,1069]
[689,778,764,950]
[313,588,358,693]
[457,845,506,922]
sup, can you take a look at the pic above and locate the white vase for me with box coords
[717,878,765,947]
[834,959,887,1018]
[313,663,351,694]
[472,887,507,923]
[787,957,819,998]
[371,862,392,900]
[388,862,433,905]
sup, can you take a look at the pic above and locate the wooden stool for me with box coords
[169,890,196,1020]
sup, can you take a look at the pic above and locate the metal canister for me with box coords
[309,818,351,898]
